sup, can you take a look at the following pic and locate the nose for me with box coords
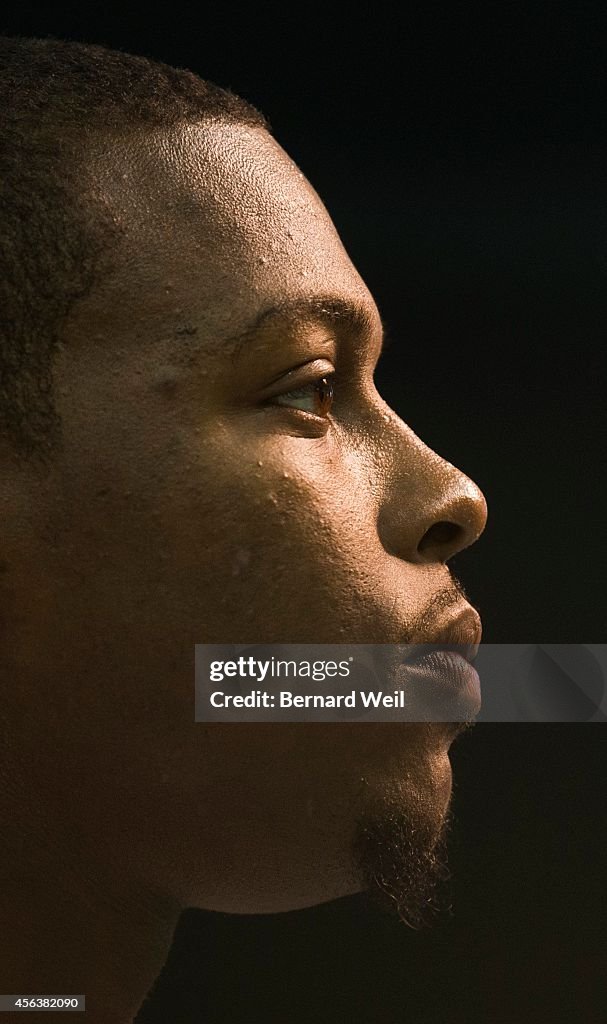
[377,422,488,565]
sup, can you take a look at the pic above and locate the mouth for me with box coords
[402,606,482,665]
[397,606,483,720]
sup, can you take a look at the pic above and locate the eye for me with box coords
[272,374,335,418]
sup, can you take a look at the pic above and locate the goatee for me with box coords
[353,801,454,929]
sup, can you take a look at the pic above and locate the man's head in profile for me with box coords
[0,36,487,1018]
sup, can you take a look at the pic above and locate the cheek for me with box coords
[155,432,384,641]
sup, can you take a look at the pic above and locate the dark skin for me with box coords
[0,122,487,1021]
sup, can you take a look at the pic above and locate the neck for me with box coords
[0,746,182,1023]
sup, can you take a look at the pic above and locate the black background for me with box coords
[2,4,606,1021]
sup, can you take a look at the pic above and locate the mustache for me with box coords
[404,575,473,645]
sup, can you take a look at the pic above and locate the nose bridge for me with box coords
[376,409,488,564]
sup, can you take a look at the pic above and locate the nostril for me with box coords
[417,520,463,560]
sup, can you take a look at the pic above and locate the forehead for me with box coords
[81,121,379,349]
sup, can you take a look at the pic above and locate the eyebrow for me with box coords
[221,294,388,360]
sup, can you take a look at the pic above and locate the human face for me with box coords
[3,121,487,914]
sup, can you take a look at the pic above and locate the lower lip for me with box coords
[397,650,481,720]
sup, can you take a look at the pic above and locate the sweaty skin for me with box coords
[0,122,487,1020]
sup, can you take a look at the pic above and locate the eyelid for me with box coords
[259,358,336,400]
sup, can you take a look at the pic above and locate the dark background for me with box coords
[3,3,606,1021]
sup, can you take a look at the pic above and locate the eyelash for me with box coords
[271,373,335,419]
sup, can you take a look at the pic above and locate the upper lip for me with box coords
[402,606,482,666]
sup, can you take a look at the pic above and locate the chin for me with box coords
[354,769,456,925]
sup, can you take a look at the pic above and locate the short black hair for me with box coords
[0,35,271,458]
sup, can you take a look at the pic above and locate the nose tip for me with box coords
[376,410,488,566]
[417,479,488,564]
